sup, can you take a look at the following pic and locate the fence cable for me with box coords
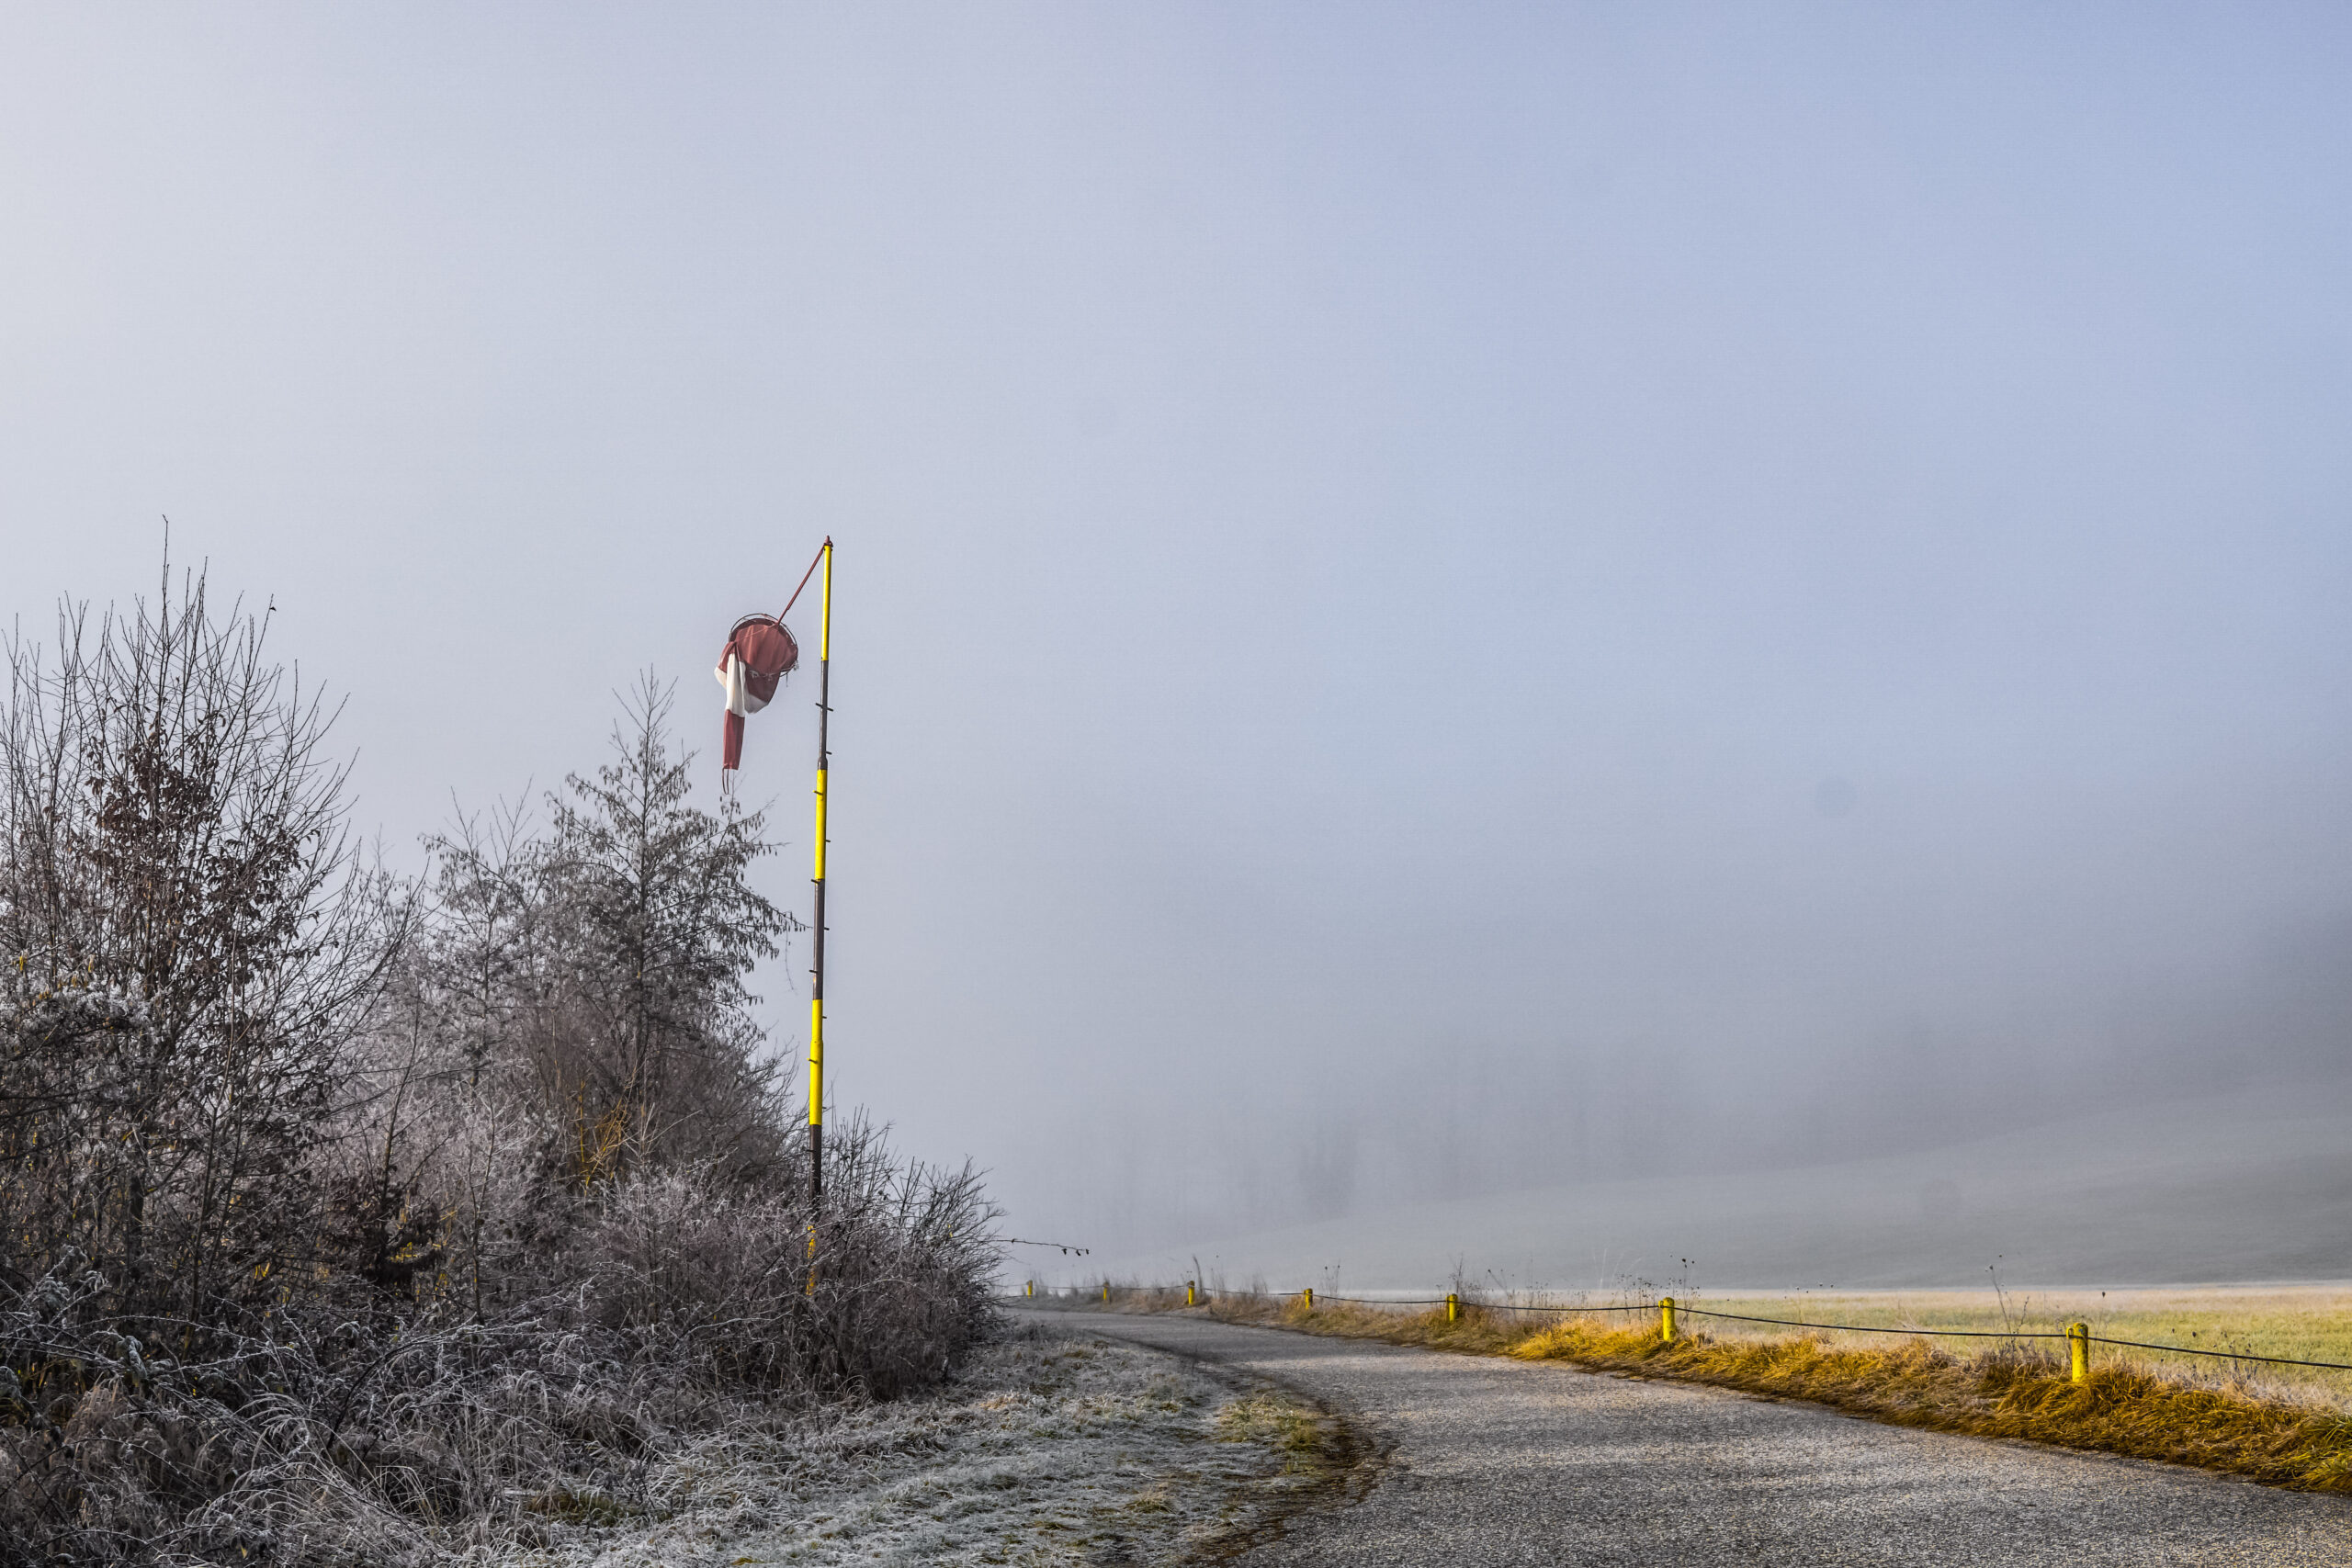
[1679,1306,2062,1339]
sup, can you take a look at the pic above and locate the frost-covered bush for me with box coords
[0,570,1000,1566]
[0,1130,994,1566]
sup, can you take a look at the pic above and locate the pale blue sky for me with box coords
[5,4,2349,1255]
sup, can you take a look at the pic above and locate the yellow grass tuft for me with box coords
[1214,1393,1332,1474]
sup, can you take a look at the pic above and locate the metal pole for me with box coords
[808,538,833,1213]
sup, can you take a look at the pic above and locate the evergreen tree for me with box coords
[542,673,793,1182]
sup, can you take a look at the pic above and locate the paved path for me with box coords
[1032,1311,2352,1566]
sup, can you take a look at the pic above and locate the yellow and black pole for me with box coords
[808,537,834,1213]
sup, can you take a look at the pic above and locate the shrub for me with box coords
[0,564,998,1565]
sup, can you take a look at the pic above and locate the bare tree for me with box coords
[0,563,407,1320]
[401,797,555,1316]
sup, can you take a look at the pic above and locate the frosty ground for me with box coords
[499,1321,1341,1567]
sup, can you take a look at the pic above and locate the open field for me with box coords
[1070,1082,2352,1295]
[1686,1286,2352,1406]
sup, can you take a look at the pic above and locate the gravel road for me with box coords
[1033,1310,2352,1566]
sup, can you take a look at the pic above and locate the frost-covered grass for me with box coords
[503,1325,1337,1567]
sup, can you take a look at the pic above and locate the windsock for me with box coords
[715,615,799,790]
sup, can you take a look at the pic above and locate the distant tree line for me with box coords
[0,565,994,1565]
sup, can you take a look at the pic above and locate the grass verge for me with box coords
[525,1324,1351,1566]
[1091,1292,2352,1492]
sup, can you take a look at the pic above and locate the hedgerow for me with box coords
[0,564,995,1565]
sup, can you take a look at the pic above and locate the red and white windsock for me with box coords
[714,615,799,791]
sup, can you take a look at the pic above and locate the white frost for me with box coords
[499,1325,1328,1567]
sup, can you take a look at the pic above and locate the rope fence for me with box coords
[1014,1280,2352,1377]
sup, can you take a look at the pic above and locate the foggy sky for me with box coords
[5,4,2350,1264]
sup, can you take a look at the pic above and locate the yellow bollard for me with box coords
[1447,1292,1460,1324]
[1102,1283,1110,1304]
[2070,1322,2090,1383]
[1303,1287,1314,1311]
[1186,1280,1197,1307]
[1660,1296,1677,1343]
[1025,1280,1034,1298]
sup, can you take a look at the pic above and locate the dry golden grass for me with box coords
[1112,1291,2352,1492]
[1696,1287,2352,1403]
[1215,1393,1337,1476]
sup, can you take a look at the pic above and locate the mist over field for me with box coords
[6,5,2351,1287]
